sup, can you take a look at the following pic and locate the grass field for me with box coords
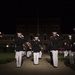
[58,53,69,62]
[0,52,70,64]
[0,53,15,64]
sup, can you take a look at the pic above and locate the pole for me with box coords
[37,0,39,36]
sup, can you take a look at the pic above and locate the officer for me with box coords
[63,42,69,57]
[14,33,26,68]
[68,35,75,64]
[31,36,42,65]
[49,32,61,68]
[26,42,32,58]
[71,40,75,64]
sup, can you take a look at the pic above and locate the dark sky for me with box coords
[0,0,75,34]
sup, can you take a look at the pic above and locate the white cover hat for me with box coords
[34,37,39,39]
[52,32,57,34]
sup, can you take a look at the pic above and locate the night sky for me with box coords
[0,0,75,34]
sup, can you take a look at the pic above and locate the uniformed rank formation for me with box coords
[14,33,43,67]
[14,32,75,68]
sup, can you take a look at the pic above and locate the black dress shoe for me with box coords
[33,64,39,65]
[54,66,58,68]
[17,67,21,68]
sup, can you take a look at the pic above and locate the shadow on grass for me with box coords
[64,61,75,71]
[59,56,75,71]
[0,58,15,64]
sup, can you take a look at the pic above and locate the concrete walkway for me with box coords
[0,53,75,75]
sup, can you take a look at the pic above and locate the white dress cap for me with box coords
[52,32,57,34]
[34,37,39,40]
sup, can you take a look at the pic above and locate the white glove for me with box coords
[57,34,59,36]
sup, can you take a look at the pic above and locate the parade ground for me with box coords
[0,53,75,75]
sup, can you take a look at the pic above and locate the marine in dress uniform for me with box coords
[63,42,69,57]
[31,37,42,65]
[69,35,75,64]
[49,32,62,68]
[71,42,75,64]
[26,42,32,58]
[14,33,26,68]
[21,34,26,56]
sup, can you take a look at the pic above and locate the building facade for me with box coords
[16,18,61,41]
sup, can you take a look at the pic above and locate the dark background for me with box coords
[0,0,75,34]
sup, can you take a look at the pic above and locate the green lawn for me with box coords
[0,52,71,64]
[0,53,15,64]
[58,53,69,62]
